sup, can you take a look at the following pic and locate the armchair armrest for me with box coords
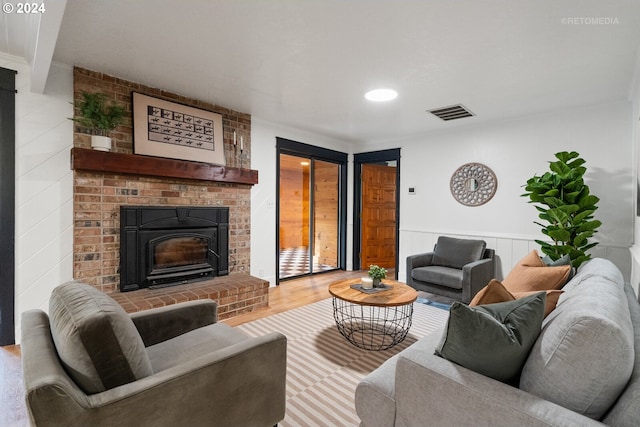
[406,252,435,286]
[130,300,218,346]
[406,252,434,269]
[461,258,494,303]
[394,349,602,427]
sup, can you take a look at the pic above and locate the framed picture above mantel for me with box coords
[132,92,225,165]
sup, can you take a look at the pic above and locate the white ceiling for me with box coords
[3,0,640,143]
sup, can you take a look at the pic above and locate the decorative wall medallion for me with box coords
[450,163,497,206]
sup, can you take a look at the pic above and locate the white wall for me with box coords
[250,118,353,285]
[354,101,634,281]
[0,53,74,341]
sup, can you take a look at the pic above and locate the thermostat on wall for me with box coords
[408,187,416,195]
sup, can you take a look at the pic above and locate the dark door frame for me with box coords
[0,67,17,345]
[353,148,401,277]
[276,137,348,284]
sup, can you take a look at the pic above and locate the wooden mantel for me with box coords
[70,147,258,185]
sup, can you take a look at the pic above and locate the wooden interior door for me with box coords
[360,163,397,269]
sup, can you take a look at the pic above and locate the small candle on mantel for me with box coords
[233,131,237,146]
[240,136,244,151]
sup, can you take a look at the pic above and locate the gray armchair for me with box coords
[21,281,287,427]
[406,236,495,303]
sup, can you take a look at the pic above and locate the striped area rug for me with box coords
[237,297,449,427]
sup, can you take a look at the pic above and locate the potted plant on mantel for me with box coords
[368,264,388,288]
[70,91,127,152]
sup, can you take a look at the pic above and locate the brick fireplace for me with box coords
[71,67,268,319]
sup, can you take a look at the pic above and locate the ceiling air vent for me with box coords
[428,104,474,121]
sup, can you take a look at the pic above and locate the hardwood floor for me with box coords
[224,269,364,326]
[0,269,364,426]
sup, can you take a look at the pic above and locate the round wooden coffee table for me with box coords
[328,278,418,351]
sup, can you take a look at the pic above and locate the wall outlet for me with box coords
[408,187,416,195]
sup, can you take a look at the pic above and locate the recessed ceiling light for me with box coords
[365,88,398,102]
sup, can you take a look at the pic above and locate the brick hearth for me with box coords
[108,275,268,319]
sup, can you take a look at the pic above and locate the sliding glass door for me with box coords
[312,159,340,272]
[277,138,346,282]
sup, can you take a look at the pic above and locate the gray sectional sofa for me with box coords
[355,258,640,427]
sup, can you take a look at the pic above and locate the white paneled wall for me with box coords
[0,53,74,341]
[398,228,631,284]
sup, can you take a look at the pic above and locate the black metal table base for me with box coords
[332,297,414,351]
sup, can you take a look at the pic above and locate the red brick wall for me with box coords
[72,67,253,295]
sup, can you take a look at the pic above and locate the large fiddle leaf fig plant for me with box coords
[521,151,601,268]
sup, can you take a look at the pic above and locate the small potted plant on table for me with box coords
[368,264,387,288]
[70,91,127,152]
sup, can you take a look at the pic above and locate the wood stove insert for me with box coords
[120,206,229,291]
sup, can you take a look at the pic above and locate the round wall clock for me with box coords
[450,163,497,206]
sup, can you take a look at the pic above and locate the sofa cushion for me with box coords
[471,279,562,318]
[147,322,249,372]
[411,266,463,289]
[435,292,546,383]
[520,271,634,419]
[502,250,570,293]
[49,281,153,394]
[432,236,486,269]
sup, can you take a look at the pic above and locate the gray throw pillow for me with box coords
[435,292,546,383]
[49,281,153,394]
[432,236,486,269]
[542,254,571,267]
[542,254,575,282]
